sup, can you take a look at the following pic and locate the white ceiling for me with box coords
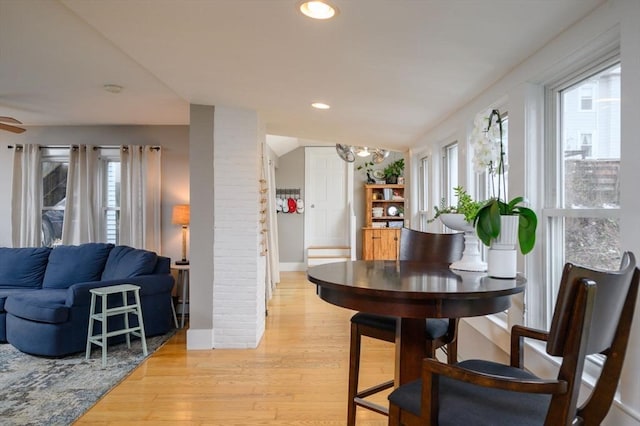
[0,0,604,152]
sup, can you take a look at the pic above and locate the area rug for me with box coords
[0,332,174,425]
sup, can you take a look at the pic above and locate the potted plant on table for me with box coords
[470,109,537,277]
[429,186,486,272]
[383,158,404,184]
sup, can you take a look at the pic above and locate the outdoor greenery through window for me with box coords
[544,61,621,327]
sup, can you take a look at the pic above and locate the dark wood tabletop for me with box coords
[307,260,526,384]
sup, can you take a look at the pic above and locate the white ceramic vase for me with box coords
[487,215,518,278]
[439,213,487,272]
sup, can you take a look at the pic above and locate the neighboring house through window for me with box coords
[542,60,621,328]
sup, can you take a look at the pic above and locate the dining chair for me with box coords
[387,251,639,426]
[347,228,464,425]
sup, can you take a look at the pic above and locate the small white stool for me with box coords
[85,284,148,367]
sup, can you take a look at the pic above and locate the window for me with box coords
[40,147,121,247]
[41,157,68,247]
[418,155,430,230]
[442,142,458,207]
[579,86,594,111]
[580,133,593,157]
[104,160,121,244]
[543,62,621,327]
[475,113,509,203]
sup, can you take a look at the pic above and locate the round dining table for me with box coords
[307,260,526,385]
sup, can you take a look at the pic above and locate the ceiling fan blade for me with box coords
[0,116,23,125]
[0,122,26,134]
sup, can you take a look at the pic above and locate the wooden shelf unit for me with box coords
[362,184,405,260]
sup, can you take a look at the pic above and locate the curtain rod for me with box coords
[7,144,161,151]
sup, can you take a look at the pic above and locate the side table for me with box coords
[172,264,190,328]
[85,284,148,367]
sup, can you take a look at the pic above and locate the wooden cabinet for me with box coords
[362,184,405,260]
[362,228,400,260]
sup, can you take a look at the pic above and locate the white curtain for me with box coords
[119,145,162,252]
[11,144,42,247]
[61,145,100,245]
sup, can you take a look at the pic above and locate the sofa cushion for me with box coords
[101,246,158,280]
[0,288,39,312]
[43,243,114,289]
[4,289,69,323]
[0,247,51,288]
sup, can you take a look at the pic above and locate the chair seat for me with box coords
[351,312,450,339]
[388,359,551,426]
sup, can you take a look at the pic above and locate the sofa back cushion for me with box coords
[42,243,114,289]
[0,247,51,288]
[101,246,158,280]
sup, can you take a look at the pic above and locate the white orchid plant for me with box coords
[470,109,506,199]
[470,108,537,254]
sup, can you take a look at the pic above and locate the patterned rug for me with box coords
[0,332,174,425]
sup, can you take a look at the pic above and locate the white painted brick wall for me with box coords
[212,106,265,348]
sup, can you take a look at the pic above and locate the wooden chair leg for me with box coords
[347,322,361,426]
[388,402,401,426]
[446,339,457,364]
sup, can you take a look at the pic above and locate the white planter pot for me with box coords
[439,213,487,272]
[487,248,517,278]
[492,215,519,250]
[487,216,519,278]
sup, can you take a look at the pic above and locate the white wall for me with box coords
[187,104,266,350]
[410,0,639,423]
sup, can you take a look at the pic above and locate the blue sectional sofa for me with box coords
[0,243,175,357]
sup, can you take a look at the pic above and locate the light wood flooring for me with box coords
[75,272,394,425]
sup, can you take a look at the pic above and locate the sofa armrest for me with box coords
[65,274,175,307]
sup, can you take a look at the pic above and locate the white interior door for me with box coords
[305,147,351,249]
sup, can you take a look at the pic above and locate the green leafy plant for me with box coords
[383,159,405,183]
[356,161,376,183]
[428,186,482,223]
[473,197,537,254]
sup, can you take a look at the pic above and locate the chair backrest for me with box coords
[545,252,638,425]
[398,228,464,265]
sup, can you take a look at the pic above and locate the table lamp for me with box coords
[172,204,190,265]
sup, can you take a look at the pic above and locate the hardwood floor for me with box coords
[75,272,393,425]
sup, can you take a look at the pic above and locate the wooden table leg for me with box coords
[395,317,429,385]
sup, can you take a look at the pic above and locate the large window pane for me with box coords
[443,143,458,206]
[564,217,621,270]
[561,65,621,209]
[41,161,68,247]
[542,61,621,328]
[104,160,121,244]
[559,64,621,269]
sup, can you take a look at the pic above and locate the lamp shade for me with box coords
[172,204,190,225]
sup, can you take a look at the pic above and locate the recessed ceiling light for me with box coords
[299,1,339,20]
[103,84,123,94]
[311,102,331,110]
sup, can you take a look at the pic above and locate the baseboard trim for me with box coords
[280,262,306,271]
